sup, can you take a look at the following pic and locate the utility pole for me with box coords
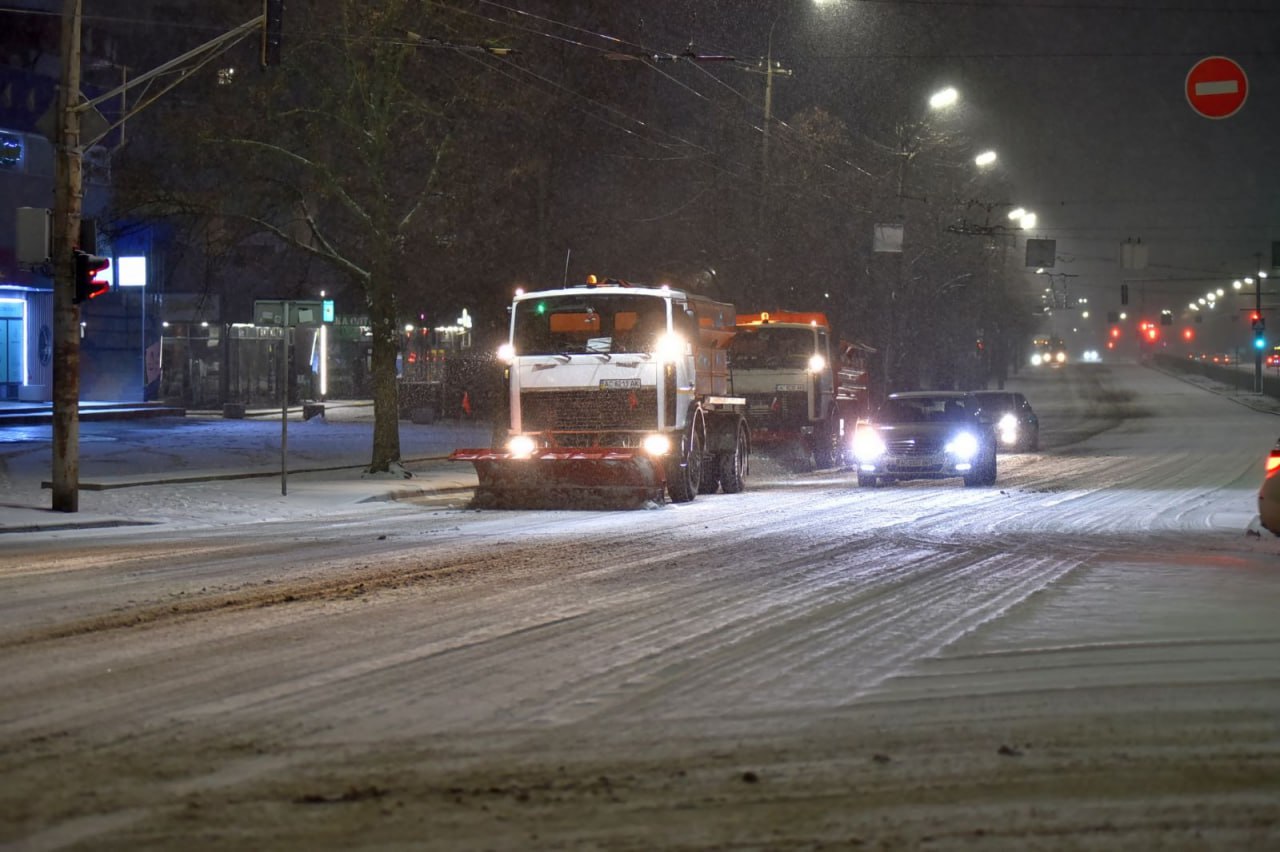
[746,27,791,307]
[51,0,84,512]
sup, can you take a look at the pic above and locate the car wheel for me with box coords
[983,452,998,485]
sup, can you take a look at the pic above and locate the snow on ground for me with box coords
[0,402,490,532]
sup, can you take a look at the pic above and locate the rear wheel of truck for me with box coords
[813,416,839,469]
[699,453,721,494]
[667,426,703,503]
[719,421,748,493]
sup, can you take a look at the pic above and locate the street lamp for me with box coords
[929,86,958,110]
[974,150,997,167]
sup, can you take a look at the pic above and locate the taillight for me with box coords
[1267,452,1280,477]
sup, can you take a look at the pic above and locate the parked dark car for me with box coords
[972,390,1040,452]
[851,391,997,487]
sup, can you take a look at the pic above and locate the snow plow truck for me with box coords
[729,310,871,469]
[450,277,751,507]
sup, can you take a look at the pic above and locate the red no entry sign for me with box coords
[1186,56,1248,119]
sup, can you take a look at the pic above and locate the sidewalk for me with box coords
[0,402,489,534]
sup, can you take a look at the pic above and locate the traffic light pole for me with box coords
[1255,276,1264,395]
[51,0,84,512]
[49,5,275,512]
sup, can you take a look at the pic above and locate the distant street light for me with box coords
[974,150,997,167]
[1008,207,1026,221]
[1020,212,1038,230]
[929,86,958,110]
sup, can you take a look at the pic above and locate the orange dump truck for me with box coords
[730,310,872,469]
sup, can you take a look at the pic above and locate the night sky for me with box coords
[643,0,1280,344]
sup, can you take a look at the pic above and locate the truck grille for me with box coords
[744,392,808,428]
[521,389,658,436]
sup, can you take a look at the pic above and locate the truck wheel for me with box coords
[700,453,721,494]
[719,422,748,493]
[667,427,703,503]
[813,424,835,470]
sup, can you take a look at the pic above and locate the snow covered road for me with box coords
[2,362,1278,850]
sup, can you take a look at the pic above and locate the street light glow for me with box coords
[1020,212,1037,230]
[974,150,997,167]
[929,87,958,109]
[1008,207,1026,220]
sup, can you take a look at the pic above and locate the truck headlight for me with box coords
[507,434,536,459]
[654,332,686,363]
[643,434,671,456]
[852,429,886,462]
[808,353,826,373]
[945,431,979,461]
[497,342,516,364]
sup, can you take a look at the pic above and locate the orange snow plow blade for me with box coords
[450,448,667,508]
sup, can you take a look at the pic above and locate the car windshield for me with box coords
[511,294,668,355]
[973,392,1017,411]
[877,396,975,423]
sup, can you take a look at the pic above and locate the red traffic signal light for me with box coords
[73,250,110,304]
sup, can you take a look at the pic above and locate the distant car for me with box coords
[1081,349,1101,363]
[972,390,1039,452]
[1259,438,1280,535]
[851,391,997,488]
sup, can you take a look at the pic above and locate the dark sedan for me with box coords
[972,390,1039,452]
[851,391,997,487]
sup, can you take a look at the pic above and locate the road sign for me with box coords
[254,299,327,326]
[1185,56,1247,119]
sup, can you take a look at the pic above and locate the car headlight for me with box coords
[945,431,980,461]
[1055,351,1066,364]
[852,428,887,462]
[997,413,1019,443]
[642,433,671,456]
[507,434,537,459]
[1030,353,1043,366]
[808,353,826,374]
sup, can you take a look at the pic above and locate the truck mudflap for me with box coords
[450,449,667,508]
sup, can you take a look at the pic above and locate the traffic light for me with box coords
[261,0,283,67]
[73,250,110,304]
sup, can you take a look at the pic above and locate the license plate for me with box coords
[894,457,932,468]
[775,384,805,391]
[600,378,641,389]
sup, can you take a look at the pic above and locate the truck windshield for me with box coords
[512,294,669,355]
[729,326,817,369]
